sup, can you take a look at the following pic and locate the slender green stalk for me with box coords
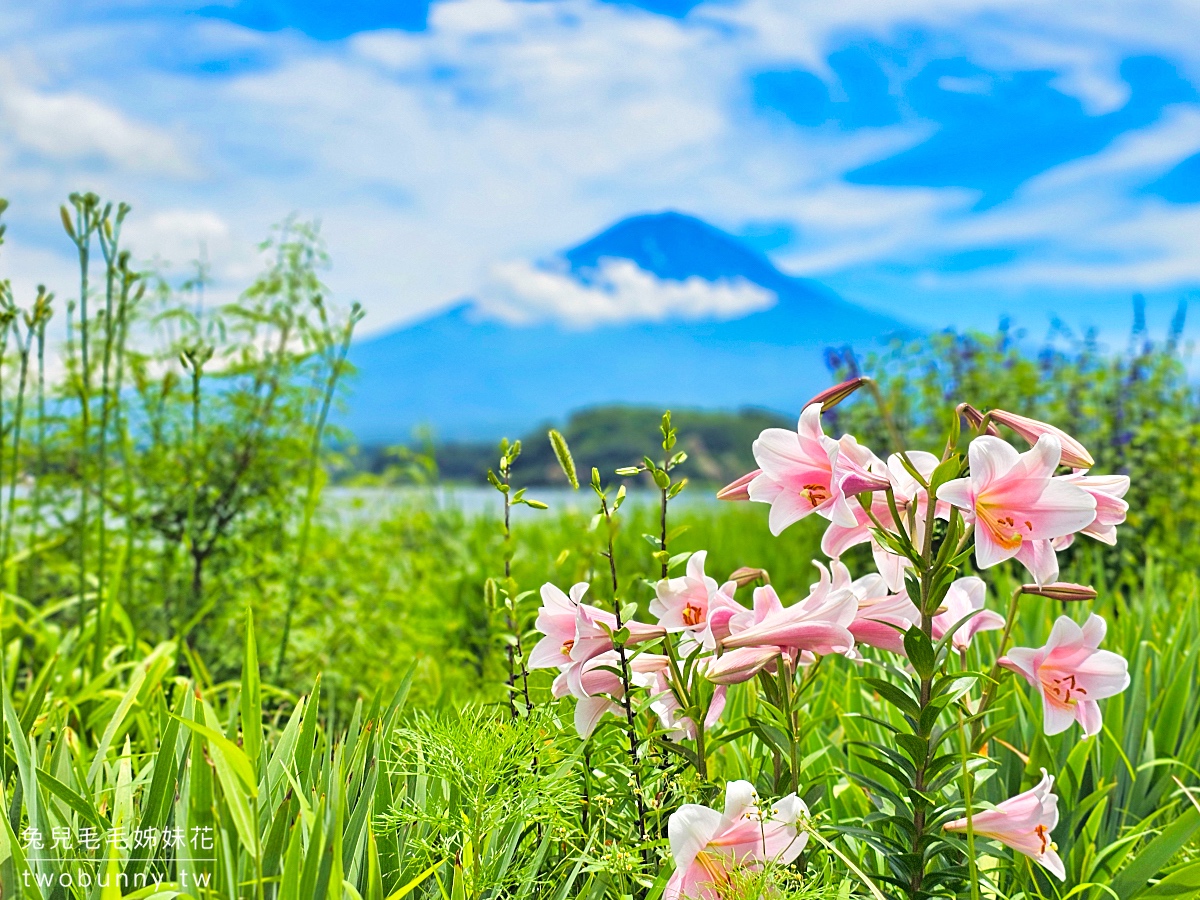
[499,458,533,716]
[501,475,518,720]
[598,489,648,851]
[0,276,9,790]
[906,482,941,897]
[112,279,137,616]
[801,825,888,900]
[65,196,99,641]
[957,709,981,900]
[176,335,214,658]
[780,658,800,796]
[865,377,906,453]
[0,313,12,565]
[28,300,49,594]
[659,486,668,580]
[2,321,32,576]
[93,207,130,669]
[274,308,361,679]
[975,586,1024,734]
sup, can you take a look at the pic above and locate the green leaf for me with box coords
[896,733,930,767]
[38,770,105,830]
[295,674,323,790]
[1111,805,1200,898]
[171,712,257,795]
[18,653,56,736]
[87,661,147,786]
[242,608,263,770]
[864,678,921,721]
[666,551,693,573]
[1140,860,1200,897]
[928,456,963,493]
[3,687,49,886]
[903,627,937,680]
[99,845,124,900]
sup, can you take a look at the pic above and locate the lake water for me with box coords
[323,485,721,521]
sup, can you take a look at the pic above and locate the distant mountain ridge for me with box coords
[345,212,914,443]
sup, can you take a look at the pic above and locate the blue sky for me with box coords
[1,0,1198,342]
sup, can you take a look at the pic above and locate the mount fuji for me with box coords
[345,212,914,443]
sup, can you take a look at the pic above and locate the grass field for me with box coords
[3,497,1199,899]
[0,196,1197,899]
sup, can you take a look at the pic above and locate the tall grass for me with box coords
[1,511,1196,897]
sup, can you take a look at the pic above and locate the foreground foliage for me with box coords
[0,197,1195,898]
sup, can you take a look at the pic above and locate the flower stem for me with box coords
[974,586,1023,740]
[600,492,648,851]
[502,462,533,716]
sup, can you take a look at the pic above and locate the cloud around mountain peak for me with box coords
[472,211,782,327]
[475,257,776,327]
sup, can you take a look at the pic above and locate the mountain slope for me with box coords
[345,212,912,443]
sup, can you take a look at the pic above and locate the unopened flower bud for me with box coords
[1019,582,1098,602]
[717,469,760,501]
[957,403,1000,436]
[804,376,868,411]
[990,410,1094,470]
[728,566,769,587]
[839,470,892,495]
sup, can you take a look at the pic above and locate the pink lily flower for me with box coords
[747,403,859,535]
[999,614,1129,737]
[1053,473,1129,548]
[989,410,1094,470]
[842,566,921,656]
[832,434,892,497]
[559,650,669,738]
[651,551,740,648]
[931,576,1005,650]
[528,582,590,670]
[936,435,1096,585]
[530,582,666,669]
[570,602,666,665]
[708,574,856,684]
[645,666,728,741]
[944,769,1065,880]
[665,781,808,900]
[821,450,944,591]
[721,579,857,654]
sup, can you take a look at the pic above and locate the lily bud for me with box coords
[804,376,867,411]
[1019,582,1098,602]
[728,566,769,587]
[957,403,1000,436]
[838,469,892,495]
[990,410,1094,470]
[716,469,760,501]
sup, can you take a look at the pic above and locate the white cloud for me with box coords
[124,208,232,263]
[0,67,193,176]
[476,258,776,326]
